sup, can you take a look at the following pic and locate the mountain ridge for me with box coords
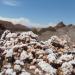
[0,20,75,42]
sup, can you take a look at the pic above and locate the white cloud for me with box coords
[0,16,32,26]
[0,16,43,28]
[0,16,44,28]
[0,16,57,28]
[2,0,18,6]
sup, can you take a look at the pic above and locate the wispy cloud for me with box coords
[0,16,56,28]
[0,17,31,26]
[2,0,18,6]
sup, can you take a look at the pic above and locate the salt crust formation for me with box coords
[0,30,75,75]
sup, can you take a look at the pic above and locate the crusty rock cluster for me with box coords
[0,30,75,75]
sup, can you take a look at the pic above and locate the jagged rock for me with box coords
[1,30,11,40]
[58,62,73,75]
[38,61,57,75]
[0,30,74,75]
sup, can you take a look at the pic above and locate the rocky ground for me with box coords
[0,30,75,75]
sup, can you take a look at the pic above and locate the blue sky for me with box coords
[0,0,75,27]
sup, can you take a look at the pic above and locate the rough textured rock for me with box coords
[0,30,74,75]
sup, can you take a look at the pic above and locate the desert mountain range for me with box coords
[0,20,75,42]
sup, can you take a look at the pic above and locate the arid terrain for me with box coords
[0,20,75,43]
[0,21,75,75]
[0,30,75,75]
[0,0,75,75]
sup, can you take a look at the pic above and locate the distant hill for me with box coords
[0,20,75,43]
[0,20,31,37]
[54,21,66,29]
[39,22,75,43]
[0,20,31,31]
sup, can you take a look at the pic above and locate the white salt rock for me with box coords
[47,39,52,45]
[6,33,17,39]
[29,65,36,70]
[56,59,62,64]
[13,44,27,50]
[4,63,11,68]
[12,45,20,49]
[12,72,16,75]
[14,64,21,71]
[31,59,37,64]
[6,33,12,39]
[40,41,45,44]
[51,36,60,42]
[27,31,38,38]
[5,68,13,75]
[61,62,73,75]
[36,59,43,63]
[4,41,12,47]
[38,61,56,75]
[0,72,4,75]
[29,41,37,45]
[45,36,59,45]
[36,50,45,54]
[59,54,73,62]
[10,38,15,41]
[21,68,26,72]
[28,52,33,59]
[19,44,28,48]
[5,49,13,57]
[14,38,18,43]
[30,39,37,42]
[19,34,29,40]
[13,44,25,51]
[11,33,17,38]
[14,60,24,65]
[45,48,53,54]
[36,42,41,46]
[14,60,21,64]
[20,71,31,75]
[18,32,31,41]
[20,50,29,61]
[20,62,25,66]
[45,73,51,75]
[47,53,56,63]
[1,30,10,40]
[60,39,67,45]
[38,54,43,58]
[34,68,42,75]
[69,59,75,65]
[25,37,30,42]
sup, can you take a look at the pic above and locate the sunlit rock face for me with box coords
[0,30,75,75]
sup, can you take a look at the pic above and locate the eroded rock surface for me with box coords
[0,30,75,75]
